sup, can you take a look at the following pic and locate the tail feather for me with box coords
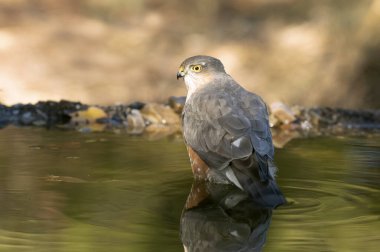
[231,158,286,208]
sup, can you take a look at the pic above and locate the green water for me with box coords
[0,127,379,252]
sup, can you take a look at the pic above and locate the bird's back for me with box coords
[183,78,271,169]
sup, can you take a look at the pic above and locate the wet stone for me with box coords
[270,102,296,126]
[21,112,34,125]
[128,101,145,110]
[102,104,129,127]
[127,109,145,134]
[69,106,108,132]
[140,103,180,125]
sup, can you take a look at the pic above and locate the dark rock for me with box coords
[0,104,12,128]
[128,101,145,110]
[21,111,35,125]
[297,107,380,129]
[34,100,86,125]
[103,104,129,127]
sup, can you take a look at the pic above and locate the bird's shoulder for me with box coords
[183,79,268,123]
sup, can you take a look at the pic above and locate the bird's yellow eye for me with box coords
[190,65,202,72]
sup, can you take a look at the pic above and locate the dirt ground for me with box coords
[0,0,379,108]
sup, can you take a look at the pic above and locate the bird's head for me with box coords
[177,55,226,94]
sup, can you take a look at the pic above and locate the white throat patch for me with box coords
[184,76,198,100]
[184,74,210,100]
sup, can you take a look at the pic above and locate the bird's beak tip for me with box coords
[177,72,184,80]
[177,66,185,80]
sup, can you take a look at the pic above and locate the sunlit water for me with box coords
[0,127,379,252]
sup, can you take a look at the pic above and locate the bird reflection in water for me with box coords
[181,181,273,252]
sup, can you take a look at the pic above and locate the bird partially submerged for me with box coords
[177,55,286,208]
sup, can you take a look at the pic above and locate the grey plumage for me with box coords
[178,55,286,208]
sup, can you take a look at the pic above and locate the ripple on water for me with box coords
[276,178,380,227]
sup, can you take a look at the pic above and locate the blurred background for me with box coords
[0,0,379,108]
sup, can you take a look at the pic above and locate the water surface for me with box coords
[0,127,379,251]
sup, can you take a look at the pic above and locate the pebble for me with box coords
[270,102,296,125]
[127,109,145,134]
[140,103,180,125]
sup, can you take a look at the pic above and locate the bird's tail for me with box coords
[230,159,286,208]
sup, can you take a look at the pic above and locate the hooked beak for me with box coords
[176,71,185,80]
[177,65,185,80]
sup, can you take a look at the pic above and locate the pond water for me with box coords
[0,127,379,252]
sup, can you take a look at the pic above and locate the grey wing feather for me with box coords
[241,93,275,180]
[183,84,274,181]
[220,89,274,181]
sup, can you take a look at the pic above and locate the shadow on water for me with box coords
[0,127,379,251]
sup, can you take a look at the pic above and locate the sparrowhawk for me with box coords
[177,55,286,208]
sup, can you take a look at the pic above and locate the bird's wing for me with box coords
[183,86,274,181]
[237,88,275,181]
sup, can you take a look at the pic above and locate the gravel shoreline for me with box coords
[1,97,379,146]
